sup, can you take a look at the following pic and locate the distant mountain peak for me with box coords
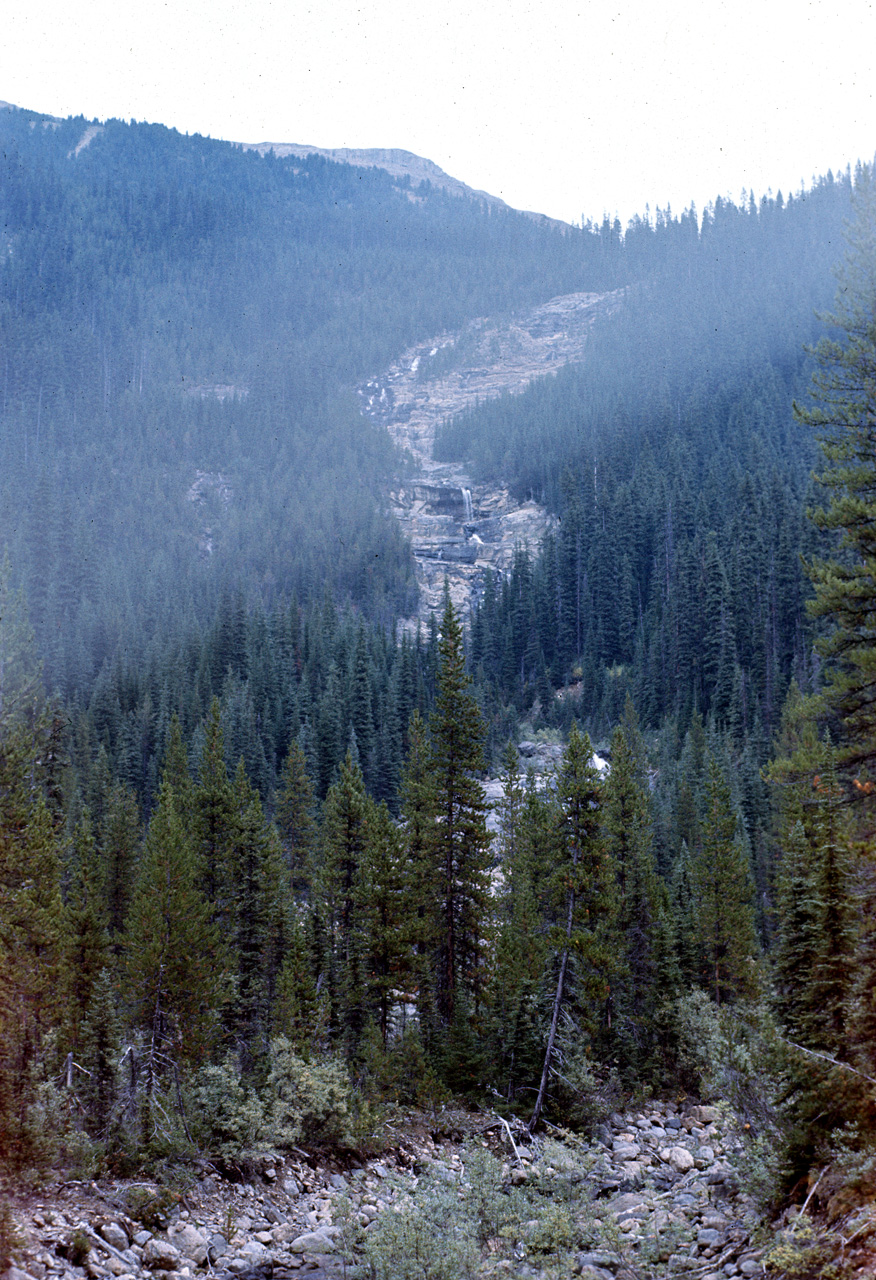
[239,139,567,226]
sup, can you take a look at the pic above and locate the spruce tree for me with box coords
[275,740,316,899]
[354,799,410,1047]
[125,774,230,1066]
[65,811,111,1052]
[428,590,492,1029]
[690,755,759,1005]
[316,749,369,1050]
[193,699,237,926]
[602,723,674,1078]
[398,710,440,1035]
[531,725,614,1128]
[795,164,876,769]
[489,748,552,1104]
[228,759,290,1059]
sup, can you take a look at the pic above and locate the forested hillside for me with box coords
[3,101,876,1276]
[439,172,856,741]
[0,106,617,702]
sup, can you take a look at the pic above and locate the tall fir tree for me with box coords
[275,739,316,898]
[428,590,492,1030]
[531,725,615,1128]
[690,755,759,1005]
[124,772,230,1067]
[795,164,876,769]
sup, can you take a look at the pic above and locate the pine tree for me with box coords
[354,799,410,1047]
[489,748,552,1104]
[690,755,759,1005]
[602,723,674,1077]
[767,690,855,1052]
[795,164,876,769]
[125,774,230,1066]
[193,699,237,926]
[99,781,141,940]
[228,759,290,1059]
[275,739,316,898]
[315,749,369,1050]
[65,811,111,1051]
[428,591,492,1029]
[273,913,321,1051]
[531,725,615,1128]
[398,710,440,1034]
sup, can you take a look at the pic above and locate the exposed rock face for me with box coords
[236,143,566,226]
[360,289,621,628]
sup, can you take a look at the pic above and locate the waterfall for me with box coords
[461,487,473,522]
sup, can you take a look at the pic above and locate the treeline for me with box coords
[2,572,874,1210]
[72,589,436,814]
[0,106,639,703]
[435,174,868,742]
[1,587,769,1172]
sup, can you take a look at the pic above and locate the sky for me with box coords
[3,0,875,226]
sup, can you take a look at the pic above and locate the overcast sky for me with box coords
[3,0,875,226]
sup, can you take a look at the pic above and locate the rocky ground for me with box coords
[359,290,621,628]
[2,1100,805,1280]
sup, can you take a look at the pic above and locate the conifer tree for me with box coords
[228,759,290,1059]
[428,591,492,1029]
[275,739,316,898]
[316,750,369,1049]
[273,913,321,1051]
[399,710,440,1032]
[193,699,237,926]
[767,689,855,1052]
[690,755,759,1005]
[489,747,552,1103]
[125,774,230,1066]
[795,164,876,768]
[65,811,111,1051]
[531,725,614,1128]
[354,799,410,1047]
[99,781,141,940]
[602,724,675,1077]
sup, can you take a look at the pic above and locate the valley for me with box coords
[361,289,620,626]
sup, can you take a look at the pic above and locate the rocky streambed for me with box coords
[361,290,620,628]
[4,1100,777,1280]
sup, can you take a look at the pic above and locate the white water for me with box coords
[461,487,473,522]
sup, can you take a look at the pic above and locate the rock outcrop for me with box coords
[360,289,621,628]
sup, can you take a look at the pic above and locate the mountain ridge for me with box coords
[0,101,568,225]
[238,141,570,227]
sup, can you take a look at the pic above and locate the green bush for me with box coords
[121,1185,182,1230]
[673,990,779,1128]
[1,1069,100,1183]
[357,1024,448,1109]
[356,1168,478,1280]
[188,1058,266,1158]
[0,1200,22,1270]
[263,1037,354,1147]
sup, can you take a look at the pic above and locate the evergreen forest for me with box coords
[3,101,876,1246]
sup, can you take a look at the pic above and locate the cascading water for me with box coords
[461,487,473,523]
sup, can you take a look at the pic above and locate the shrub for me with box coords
[263,1037,354,1147]
[356,1168,478,1280]
[357,1024,448,1109]
[188,1058,266,1158]
[0,1200,22,1270]
[121,1185,181,1230]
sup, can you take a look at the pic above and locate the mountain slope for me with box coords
[0,106,619,697]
